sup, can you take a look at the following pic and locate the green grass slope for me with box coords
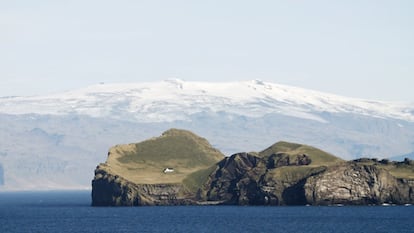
[103,129,224,185]
[258,141,344,183]
[259,141,344,166]
[353,158,414,179]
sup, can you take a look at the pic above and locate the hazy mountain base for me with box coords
[1,111,414,190]
[0,164,4,185]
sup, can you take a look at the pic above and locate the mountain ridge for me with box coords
[1,79,413,123]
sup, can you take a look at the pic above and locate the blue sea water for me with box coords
[0,191,413,233]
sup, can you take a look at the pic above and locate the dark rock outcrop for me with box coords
[200,152,267,205]
[267,153,290,168]
[200,152,325,205]
[295,154,312,165]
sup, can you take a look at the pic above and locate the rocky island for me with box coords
[92,129,414,206]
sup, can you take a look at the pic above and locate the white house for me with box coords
[163,168,174,173]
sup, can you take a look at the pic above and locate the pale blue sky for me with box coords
[1,0,413,101]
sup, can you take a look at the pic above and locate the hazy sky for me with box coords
[1,0,413,101]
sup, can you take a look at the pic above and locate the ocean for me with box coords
[0,191,413,233]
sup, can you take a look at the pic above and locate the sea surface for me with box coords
[0,191,413,233]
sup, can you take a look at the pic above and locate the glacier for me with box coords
[1,79,413,123]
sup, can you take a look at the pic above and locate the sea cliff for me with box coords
[92,129,414,206]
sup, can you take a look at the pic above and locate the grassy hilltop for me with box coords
[257,141,344,185]
[103,129,224,185]
[259,141,344,166]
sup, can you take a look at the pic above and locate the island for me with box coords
[92,129,414,206]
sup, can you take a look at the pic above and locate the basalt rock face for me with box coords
[200,152,326,205]
[201,157,414,206]
[92,164,195,206]
[304,162,414,205]
[200,152,267,205]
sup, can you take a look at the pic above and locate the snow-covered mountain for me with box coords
[1,79,413,123]
[1,79,414,190]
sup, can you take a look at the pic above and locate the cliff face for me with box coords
[200,152,326,205]
[92,129,414,206]
[92,164,194,206]
[200,153,267,205]
[304,162,414,205]
[201,157,414,206]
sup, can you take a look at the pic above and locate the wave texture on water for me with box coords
[0,191,413,233]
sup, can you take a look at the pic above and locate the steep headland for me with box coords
[92,129,414,206]
[92,129,224,206]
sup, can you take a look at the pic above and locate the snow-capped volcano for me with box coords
[0,79,413,123]
[1,79,414,191]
